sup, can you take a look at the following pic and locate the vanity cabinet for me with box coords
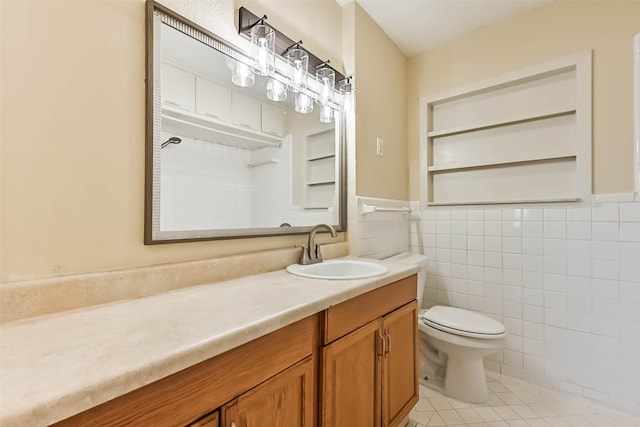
[51,276,418,427]
[320,276,418,427]
[53,315,317,427]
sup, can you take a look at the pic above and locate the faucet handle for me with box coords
[295,244,311,265]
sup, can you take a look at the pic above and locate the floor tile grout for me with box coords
[407,374,640,427]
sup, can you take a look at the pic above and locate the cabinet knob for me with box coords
[230,422,236,427]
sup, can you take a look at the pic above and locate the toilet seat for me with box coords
[422,306,506,339]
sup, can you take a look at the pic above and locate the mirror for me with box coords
[145,2,346,243]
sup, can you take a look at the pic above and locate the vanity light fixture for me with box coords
[249,16,275,76]
[230,59,255,87]
[295,92,314,114]
[238,7,353,100]
[338,76,354,113]
[316,62,335,106]
[266,78,287,101]
[319,104,334,123]
[286,44,308,93]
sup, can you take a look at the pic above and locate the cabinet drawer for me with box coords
[54,315,317,427]
[323,275,417,344]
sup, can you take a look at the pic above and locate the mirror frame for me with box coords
[144,1,347,244]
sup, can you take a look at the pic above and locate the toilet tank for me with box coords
[385,252,428,309]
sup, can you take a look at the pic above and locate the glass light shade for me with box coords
[231,61,255,87]
[319,104,334,123]
[295,92,314,114]
[267,78,287,102]
[338,79,354,113]
[286,48,308,93]
[250,24,275,76]
[316,67,335,106]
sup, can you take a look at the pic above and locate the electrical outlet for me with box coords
[376,137,384,156]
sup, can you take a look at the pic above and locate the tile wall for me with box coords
[409,202,640,413]
[161,135,333,230]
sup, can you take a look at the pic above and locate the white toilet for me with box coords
[386,253,506,403]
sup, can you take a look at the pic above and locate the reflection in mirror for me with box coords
[145,3,346,243]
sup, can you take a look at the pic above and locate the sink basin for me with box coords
[286,259,389,280]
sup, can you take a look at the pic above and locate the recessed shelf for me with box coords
[162,105,282,150]
[427,109,576,138]
[428,153,577,172]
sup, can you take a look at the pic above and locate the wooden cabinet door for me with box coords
[221,357,314,427]
[321,320,382,427]
[162,62,196,112]
[196,77,232,122]
[381,301,419,427]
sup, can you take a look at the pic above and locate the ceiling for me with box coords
[350,0,553,57]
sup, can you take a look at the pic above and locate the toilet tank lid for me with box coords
[423,306,506,335]
[384,252,428,268]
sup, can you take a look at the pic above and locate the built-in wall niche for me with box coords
[305,129,337,209]
[419,52,592,206]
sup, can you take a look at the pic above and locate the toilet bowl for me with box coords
[419,305,506,403]
[385,252,506,404]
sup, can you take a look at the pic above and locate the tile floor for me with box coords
[407,374,640,427]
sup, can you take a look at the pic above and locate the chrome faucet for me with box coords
[298,224,337,265]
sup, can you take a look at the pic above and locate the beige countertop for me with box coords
[0,257,418,426]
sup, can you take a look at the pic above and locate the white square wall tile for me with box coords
[620,262,640,282]
[467,209,484,220]
[567,240,591,259]
[485,220,502,236]
[591,259,619,280]
[503,221,522,237]
[592,222,619,241]
[485,236,502,252]
[544,208,567,221]
[503,237,522,254]
[451,210,467,220]
[620,202,640,222]
[544,239,566,256]
[468,220,484,236]
[620,242,640,262]
[523,238,544,255]
[592,203,620,222]
[523,208,543,221]
[567,222,591,240]
[523,221,544,238]
[620,222,640,242]
[567,257,592,277]
[484,209,502,220]
[468,235,484,250]
[567,207,592,221]
[544,222,566,239]
[591,241,619,261]
[503,209,522,221]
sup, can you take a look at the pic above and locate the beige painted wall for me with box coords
[0,0,346,282]
[354,3,408,200]
[407,0,640,199]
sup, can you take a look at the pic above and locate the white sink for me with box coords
[286,259,389,280]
